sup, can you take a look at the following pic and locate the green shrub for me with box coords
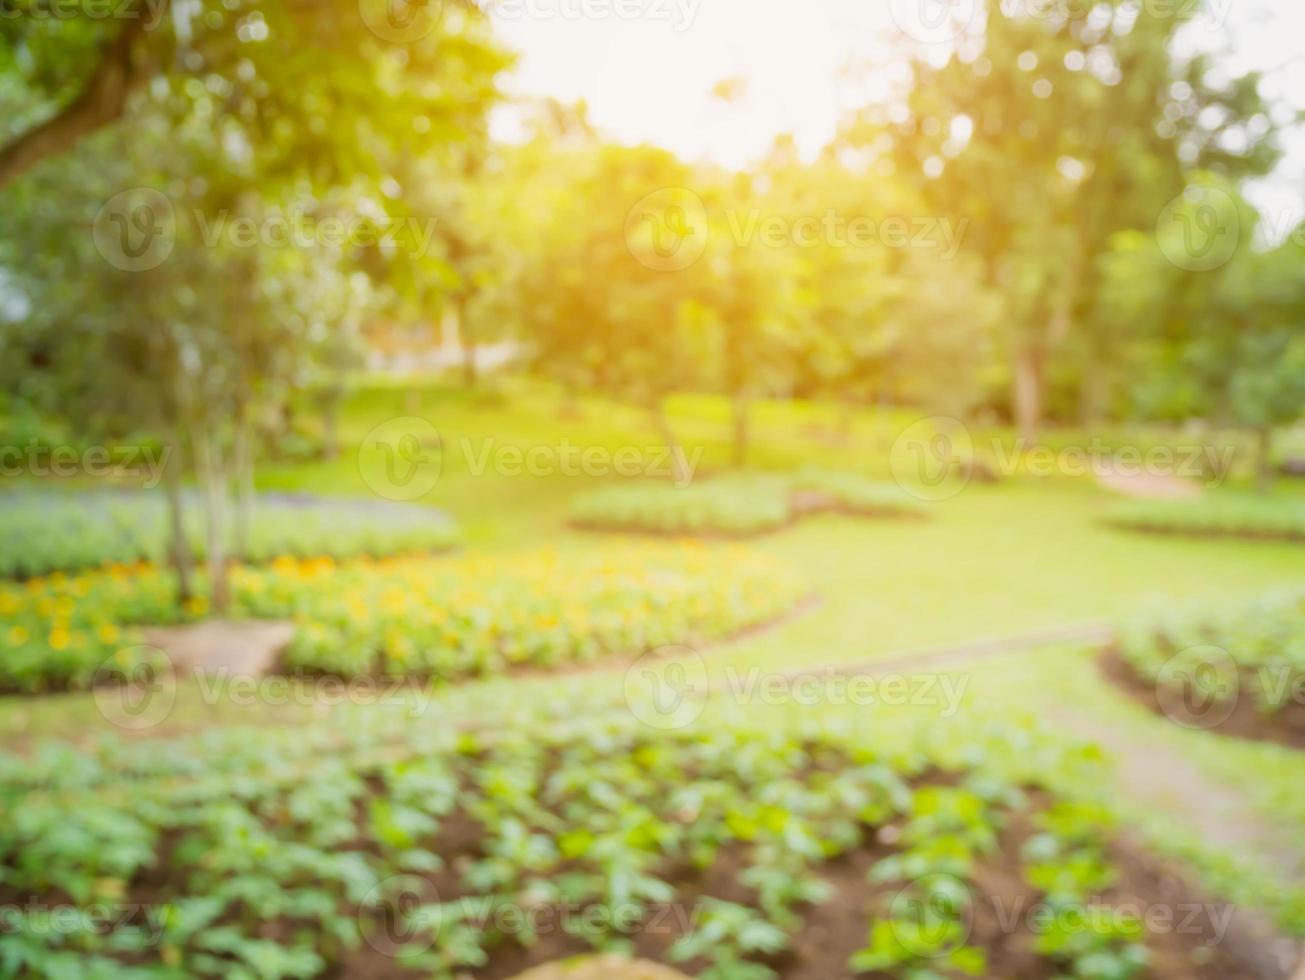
[571,477,792,536]
[790,468,927,518]
[0,490,460,578]
[1117,591,1305,717]
[572,470,926,537]
[1105,494,1305,543]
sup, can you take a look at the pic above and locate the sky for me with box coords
[487,0,1305,234]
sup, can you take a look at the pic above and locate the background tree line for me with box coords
[1,0,1303,605]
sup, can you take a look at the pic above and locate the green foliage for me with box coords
[1021,804,1149,980]
[848,1,1278,431]
[1106,493,1305,543]
[0,565,183,694]
[256,544,805,679]
[484,138,711,409]
[571,469,925,537]
[789,468,929,518]
[0,490,459,578]
[1101,179,1305,466]
[1118,591,1305,717]
[572,477,794,537]
[0,712,1158,979]
[0,542,805,691]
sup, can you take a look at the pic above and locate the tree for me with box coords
[483,136,710,482]
[1100,177,1305,487]
[854,0,1278,439]
[1,1,508,189]
[681,172,801,466]
[1,1,508,607]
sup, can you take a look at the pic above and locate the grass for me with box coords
[8,378,1303,725]
[4,376,1304,936]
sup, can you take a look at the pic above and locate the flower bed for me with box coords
[0,490,460,579]
[0,543,806,693]
[1104,495,1305,544]
[253,545,806,679]
[1104,592,1305,747]
[0,564,190,694]
[0,715,1249,979]
[571,470,926,538]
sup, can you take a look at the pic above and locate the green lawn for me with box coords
[5,377,1304,930]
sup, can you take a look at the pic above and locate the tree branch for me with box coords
[0,4,162,191]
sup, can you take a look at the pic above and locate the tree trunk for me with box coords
[460,302,477,389]
[1013,346,1043,446]
[162,436,193,604]
[0,6,156,190]
[192,426,231,614]
[651,401,690,486]
[231,404,254,561]
[1255,426,1275,494]
[838,399,856,444]
[731,392,749,468]
[1077,347,1108,428]
[558,387,583,421]
[274,398,296,458]
[321,389,341,461]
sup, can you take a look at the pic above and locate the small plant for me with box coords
[849,877,986,979]
[571,469,927,538]
[1116,592,1305,719]
[669,898,789,980]
[1105,494,1305,544]
[0,712,1189,977]
[0,542,806,692]
[0,488,460,579]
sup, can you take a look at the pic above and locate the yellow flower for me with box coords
[49,628,70,651]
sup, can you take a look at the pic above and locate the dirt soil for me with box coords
[329,802,1276,980]
[1099,646,1305,751]
[1094,460,1204,500]
[144,619,295,676]
[505,956,691,980]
